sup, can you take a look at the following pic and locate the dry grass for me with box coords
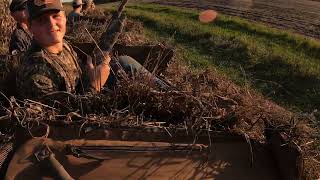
[0,57,310,140]
[0,0,15,54]
[66,14,147,46]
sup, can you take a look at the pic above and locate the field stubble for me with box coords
[142,0,320,39]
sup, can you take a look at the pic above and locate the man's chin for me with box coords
[48,33,64,42]
[48,37,64,44]
[39,39,63,48]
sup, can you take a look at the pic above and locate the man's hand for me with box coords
[86,53,111,92]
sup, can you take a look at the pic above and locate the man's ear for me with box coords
[24,9,29,17]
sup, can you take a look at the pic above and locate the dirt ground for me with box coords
[141,0,320,39]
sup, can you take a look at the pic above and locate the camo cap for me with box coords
[10,0,27,12]
[27,0,63,19]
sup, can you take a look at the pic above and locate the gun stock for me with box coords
[98,0,129,53]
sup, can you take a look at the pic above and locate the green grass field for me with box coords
[100,3,320,112]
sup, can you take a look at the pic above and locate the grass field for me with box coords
[101,3,320,112]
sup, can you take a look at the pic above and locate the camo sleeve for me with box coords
[16,56,63,100]
[9,28,31,55]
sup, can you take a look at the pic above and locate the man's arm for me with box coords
[9,29,31,55]
[9,30,22,55]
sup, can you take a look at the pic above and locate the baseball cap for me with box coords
[27,0,64,19]
[10,0,27,12]
[72,0,82,6]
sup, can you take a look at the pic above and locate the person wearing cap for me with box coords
[16,0,110,100]
[9,0,32,55]
[82,0,95,15]
[16,0,168,100]
[67,0,83,23]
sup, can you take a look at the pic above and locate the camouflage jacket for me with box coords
[16,40,93,100]
[9,24,32,55]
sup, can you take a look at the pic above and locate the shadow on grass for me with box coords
[128,11,320,111]
[248,57,320,110]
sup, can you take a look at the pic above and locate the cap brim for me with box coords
[31,7,63,19]
[73,3,83,6]
[10,1,27,12]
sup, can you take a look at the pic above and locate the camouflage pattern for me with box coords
[16,40,92,100]
[9,24,32,55]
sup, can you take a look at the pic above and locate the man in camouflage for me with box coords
[9,0,32,55]
[16,0,112,100]
[67,0,83,23]
[16,0,167,100]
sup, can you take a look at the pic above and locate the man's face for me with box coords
[11,9,28,23]
[30,10,66,47]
